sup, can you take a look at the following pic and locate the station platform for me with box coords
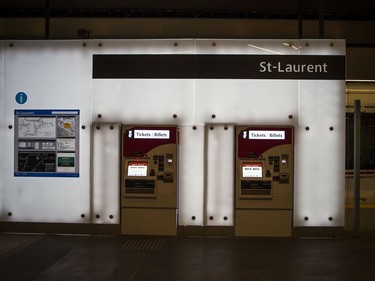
[1,234,375,281]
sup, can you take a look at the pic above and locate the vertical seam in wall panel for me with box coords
[89,123,95,223]
[297,80,301,126]
[193,39,197,125]
[203,125,209,226]
[0,41,4,219]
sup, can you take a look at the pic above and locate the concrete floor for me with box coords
[1,234,375,281]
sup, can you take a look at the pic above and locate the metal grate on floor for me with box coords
[121,239,164,251]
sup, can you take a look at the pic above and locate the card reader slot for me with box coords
[125,179,155,194]
[241,180,272,195]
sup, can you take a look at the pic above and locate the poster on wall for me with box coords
[14,109,80,177]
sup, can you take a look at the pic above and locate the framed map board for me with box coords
[14,110,80,177]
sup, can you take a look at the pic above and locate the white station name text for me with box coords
[260,62,328,73]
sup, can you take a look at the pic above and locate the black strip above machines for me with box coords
[93,54,346,80]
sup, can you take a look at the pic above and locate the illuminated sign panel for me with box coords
[93,55,345,80]
[127,161,148,177]
[133,130,170,139]
[14,109,80,177]
[242,163,263,178]
[247,130,285,140]
[0,39,345,232]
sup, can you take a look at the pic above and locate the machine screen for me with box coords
[127,161,148,177]
[242,162,263,178]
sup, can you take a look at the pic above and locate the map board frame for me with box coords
[14,109,80,177]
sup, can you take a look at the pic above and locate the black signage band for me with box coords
[93,54,345,80]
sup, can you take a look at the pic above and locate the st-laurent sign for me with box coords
[93,54,345,80]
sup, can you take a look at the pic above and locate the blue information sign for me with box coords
[15,92,27,104]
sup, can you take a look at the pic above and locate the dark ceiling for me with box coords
[1,1,374,80]
[1,0,374,20]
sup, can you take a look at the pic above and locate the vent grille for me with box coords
[121,239,164,251]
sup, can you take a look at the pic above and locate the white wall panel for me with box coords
[298,40,346,55]
[205,125,234,226]
[2,40,93,223]
[195,39,300,55]
[0,39,346,233]
[93,79,195,125]
[195,79,298,125]
[194,39,299,125]
[295,80,346,226]
[92,39,196,125]
[294,40,346,227]
[0,41,4,219]
[178,125,205,226]
[92,123,120,224]
[92,39,195,55]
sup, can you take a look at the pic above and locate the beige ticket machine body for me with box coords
[121,125,178,235]
[236,126,294,237]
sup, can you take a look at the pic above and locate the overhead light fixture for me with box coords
[283,42,300,50]
[247,44,284,55]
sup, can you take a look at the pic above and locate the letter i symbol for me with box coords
[15,92,27,104]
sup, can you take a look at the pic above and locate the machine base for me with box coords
[235,209,292,237]
[121,208,176,236]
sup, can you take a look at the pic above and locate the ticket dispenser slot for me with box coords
[121,126,178,236]
[235,126,293,237]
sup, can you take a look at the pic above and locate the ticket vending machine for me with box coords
[121,125,178,235]
[235,126,293,237]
